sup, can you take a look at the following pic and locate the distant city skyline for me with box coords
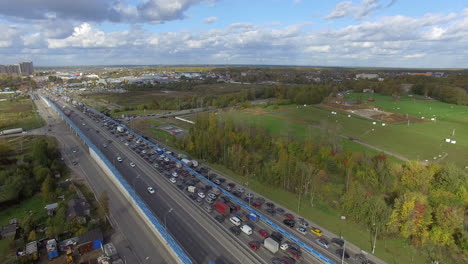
[0,61,34,74]
[0,0,467,67]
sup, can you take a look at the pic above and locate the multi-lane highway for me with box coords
[43,90,381,264]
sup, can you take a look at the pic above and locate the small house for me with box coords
[45,203,59,216]
[0,223,17,239]
[25,241,38,261]
[363,88,374,93]
[67,199,90,223]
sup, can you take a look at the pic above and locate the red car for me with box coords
[252,202,262,208]
[248,241,261,251]
[258,229,270,238]
[284,213,295,220]
[287,248,302,259]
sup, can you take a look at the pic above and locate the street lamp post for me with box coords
[341,239,346,264]
[132,174,140,190]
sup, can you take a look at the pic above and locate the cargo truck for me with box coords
[264,237,279,254]
[215,201,231,216]
[0,128,23,136]
[188,186,196,193]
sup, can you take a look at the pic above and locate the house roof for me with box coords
[45,203,59,210]
[25,241,38,254]
[78,228,103,245]
[67,199,90,220]
[0,223,17,237]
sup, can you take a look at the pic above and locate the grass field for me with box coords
[220,95,468,167]
[0,195,47,226]
[0,97,44,131]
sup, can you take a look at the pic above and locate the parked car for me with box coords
[248,241,261,251]
[270,232,283,243]
[280,243,289,250]
[197,192,206,199]
[215,215,225,223]
[275,208,285,214]
[169,178,177,184]
[284,213,295,220]
[147,187,155,194]
[258,229,270,238]
[296,227,307,235]
[283,219,295,228]
[310,227,323,237]
[188,194,197,200]
[297,218,309,228]
[229,226,241,236]
[245,192,254,198]
[117,156,123,162]
[130,162,136,168]
[266,208,276,215]
[331,237,345,247]
[280,257,296,264]
[287,248,302,259]
[315,238,329,248]
[335,249,350,259]
[229,216,242,226]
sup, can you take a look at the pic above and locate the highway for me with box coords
[32,93,178,264]
[44,90,383,264]
[43,92,274,264]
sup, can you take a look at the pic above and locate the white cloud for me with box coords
[1,8,468,67]
[326,0,392,20]
[204,16,218,24]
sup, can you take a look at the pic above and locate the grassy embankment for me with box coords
[0,97,44,131]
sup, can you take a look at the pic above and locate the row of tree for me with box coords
[177,114,467,263]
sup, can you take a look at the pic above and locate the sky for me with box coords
[0,0,467,67]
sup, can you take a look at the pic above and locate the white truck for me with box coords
[116,126,125,133]
[187,186,196,193]
[181,159,192,167]
[263,237,279,254]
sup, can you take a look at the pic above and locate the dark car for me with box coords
[248,241,261,251]
[220,196,230,203]
[255,197,266,204]
[176,184,185,190]
[355,253,374,264]
[215,215,225,223]
[288,242,300,251]
[266,202,275,208]
[227,182,236,187]
[271,257,282,264]
[331,237,345,247]
[230,226,241,236]
[270,232,283,243]
[287,248,302,259]
[283,219,295,228]
[214,179,221,185]
[266,208,276,216]
[276,207,285,214]
[218,178,226,183]
[232,191,242,197]
[188,194,197,200]
[335,249,350,259]
[280,257,296,264]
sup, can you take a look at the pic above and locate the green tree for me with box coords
[41,175,55,201]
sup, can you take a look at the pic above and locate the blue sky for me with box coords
[0,0,467,67]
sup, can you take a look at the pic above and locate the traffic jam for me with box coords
[52,92,373,264]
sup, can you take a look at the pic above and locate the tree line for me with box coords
[177,113,467,263]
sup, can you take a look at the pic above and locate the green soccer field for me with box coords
[220,94,468,167]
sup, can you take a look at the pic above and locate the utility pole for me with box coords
[372,224,378,254]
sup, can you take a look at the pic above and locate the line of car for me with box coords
[66,97,373,264]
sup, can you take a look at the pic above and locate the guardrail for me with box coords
[41,96,193,264]
[77,100,336,264]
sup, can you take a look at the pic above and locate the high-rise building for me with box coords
[19,61,34,75]
[0,61,34,74]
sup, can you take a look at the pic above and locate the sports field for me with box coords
[220,93,468,167]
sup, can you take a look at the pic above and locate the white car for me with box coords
[147,187,155,194]
[280,243,289,250]
[197,192,206,199]
[130,162,136,168]
[117,156,123,162]
[296,227,307,235]
[315,238,329,249]
[164,157,170,162]
[169,177,177,183]
[229,216,242,226]
[142,150,147,154]
[172,172,178,178]
[125,142,129,146]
